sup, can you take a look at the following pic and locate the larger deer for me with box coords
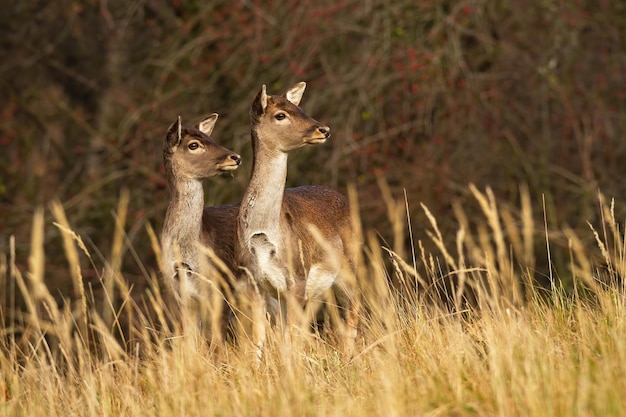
[236,82,360,356]
[161,114,241,342]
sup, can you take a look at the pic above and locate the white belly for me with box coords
[305,263,337,300]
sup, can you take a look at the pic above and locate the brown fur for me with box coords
[200,202,240,274]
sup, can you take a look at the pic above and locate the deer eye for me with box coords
[275,113,286,121]
[188,141,200,150]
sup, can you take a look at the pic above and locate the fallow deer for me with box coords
[236,82,360,357]
[161,114,241,342]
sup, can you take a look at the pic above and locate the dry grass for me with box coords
[1,185,626,417]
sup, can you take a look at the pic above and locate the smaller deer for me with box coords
[161,114,241,341]
[236,82,360,357]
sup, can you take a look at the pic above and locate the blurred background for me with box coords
[0,0,624,300]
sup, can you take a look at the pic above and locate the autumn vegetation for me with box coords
[1,1,626,415]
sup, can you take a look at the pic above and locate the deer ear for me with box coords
[260,84,268,112]
[166,116,183,150]
[197,113,219,136]
[251,85,268,119]
[285,82,306,106]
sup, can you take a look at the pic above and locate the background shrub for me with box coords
[1,0,624,303]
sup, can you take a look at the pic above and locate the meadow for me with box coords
[1,1,625,416]
[1,184,625,417]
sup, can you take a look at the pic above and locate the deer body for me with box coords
[161,115,241,335]
[236,82,359,355]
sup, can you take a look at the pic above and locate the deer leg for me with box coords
[207,283,225,348]
[251,290,267,365]
[332,280,360,357]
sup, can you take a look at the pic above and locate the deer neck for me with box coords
[239,131,288,241]
[162,174,205,267]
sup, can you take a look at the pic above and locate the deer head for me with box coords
[249,82,331,153]
[164,114,241,180]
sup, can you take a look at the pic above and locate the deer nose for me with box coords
[230,154,242,165]
[318,126,331,138]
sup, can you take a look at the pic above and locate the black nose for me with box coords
[318,127,331,138]
[230,154,242,165]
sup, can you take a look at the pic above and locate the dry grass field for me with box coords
[2,184,625,417]
[1,2,625,415]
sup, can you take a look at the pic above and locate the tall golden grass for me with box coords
[1,184,625,416]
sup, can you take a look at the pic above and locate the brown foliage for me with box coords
[0,0,625,302]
